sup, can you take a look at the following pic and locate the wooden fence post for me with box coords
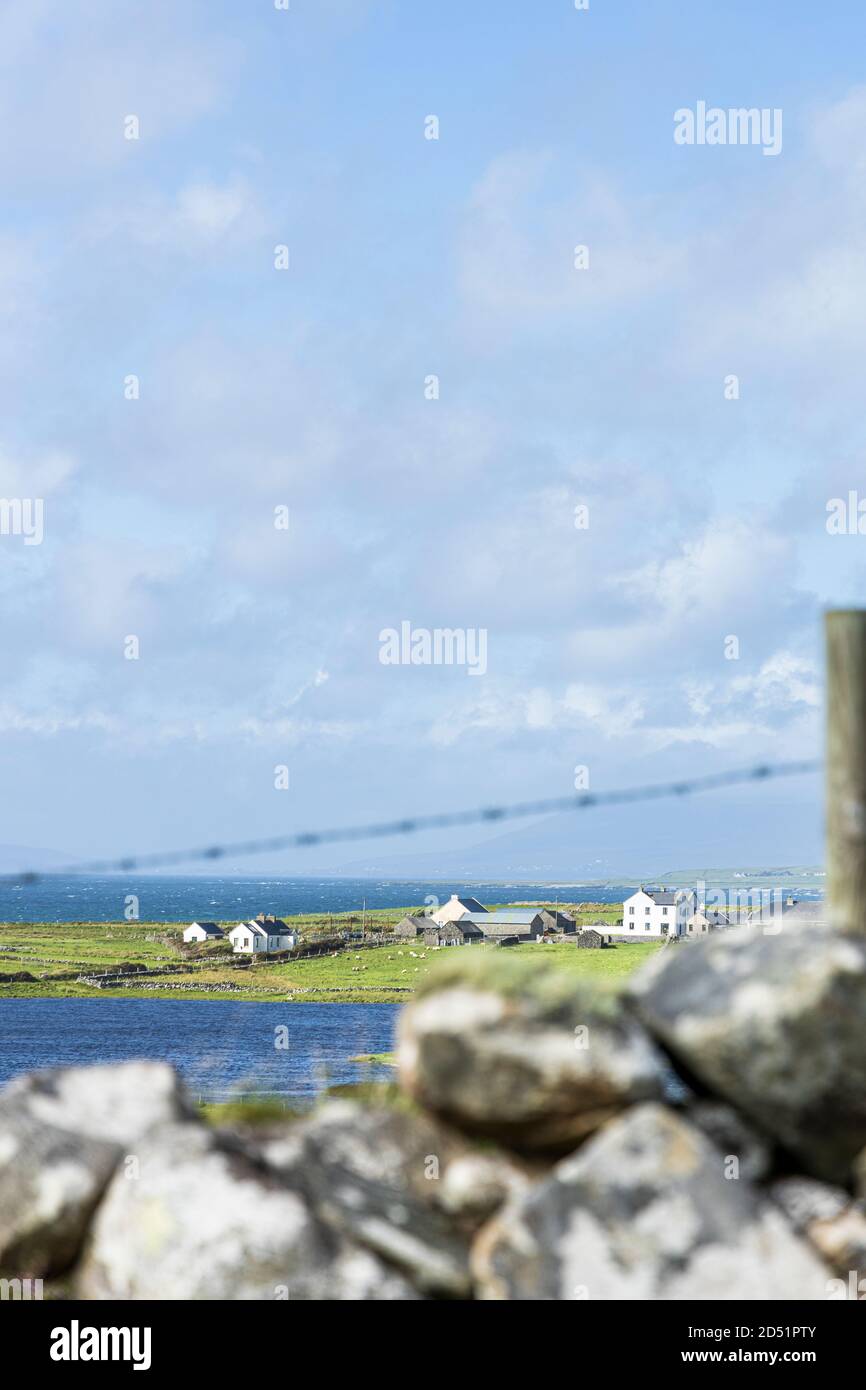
[826,609,866,934]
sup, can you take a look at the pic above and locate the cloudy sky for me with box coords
[1,0,862,874]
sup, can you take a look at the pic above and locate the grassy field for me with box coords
[0,904,654,1003]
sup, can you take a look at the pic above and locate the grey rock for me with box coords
[687,1101,772,1182]
[0,1062,193,1277]
[770,1177,866,1277]
[769,1176,850,1232]
[259,1101,472,1296]
[2,1061,194,1145]
[0,1104,118,1275]
[472,1104,832,1300]
[627,924,866,1182]
[77,1121,419,1300]
[398,954,666,1152]
[438,1153,531,1225]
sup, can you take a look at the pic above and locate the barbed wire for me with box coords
[0,758,821,886]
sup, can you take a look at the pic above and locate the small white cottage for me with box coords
[182,922,225,944]
[229,918,298,955]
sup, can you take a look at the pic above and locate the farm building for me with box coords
[461,909,545,942]
[422,920,485,947]
[538,909,576,934]
[684,911,716,935]
[577,929,608,949]
[393,914,430,939]
[182,922,225,944]
[428,894,488,927]
[229,917,299,955]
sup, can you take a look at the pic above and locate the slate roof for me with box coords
[476,909,543,924]
[234,919,295,938]
[445,896,487,913]
[189,922,224,937]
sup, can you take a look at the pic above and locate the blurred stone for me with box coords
[0,1062,192,1277]
[438,1152,531,1225]
[472,1104,831,1300]
[770,1176,866,1277]
[398,953,666,1152]
[260,1101,472,1296]
[628,924,866,1182]
[2,1061,194,1144]
[687,1101,772,1182]
[77,1121,419,1300]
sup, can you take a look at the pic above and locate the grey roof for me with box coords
[236,920,295,937]
[447,896,487,913]
[433,920,485,934]
[478,909,543,924]
[636,888,695,906]
[189,922,223,937]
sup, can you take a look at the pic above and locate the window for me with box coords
[662,906,668,915]
[629,906,634,914]
[629,923,635,930]
[645,906,650,914]
[645,923,651,930]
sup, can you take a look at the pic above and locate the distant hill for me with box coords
[328,778,823,882]
[0,844,74,874]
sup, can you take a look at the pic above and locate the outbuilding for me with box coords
[577,929,607,949]
[393,914,429,939]
[182,922,225,944]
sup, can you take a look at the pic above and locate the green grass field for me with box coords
[0,905,654,1003]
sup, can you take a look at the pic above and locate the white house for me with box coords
[182,922,225,944]
[429,894,488,927]
[229,917,298,955]
[621,887,698,939]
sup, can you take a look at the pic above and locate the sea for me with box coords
[0,873,628,924]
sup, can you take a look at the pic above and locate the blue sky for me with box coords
[1,0,864,873]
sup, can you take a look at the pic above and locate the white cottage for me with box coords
[429,894,488,927]
[229,918,298,955]
[182,922,225,944]
[621,887,698,939]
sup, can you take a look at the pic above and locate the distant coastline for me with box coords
[0,871,824,925]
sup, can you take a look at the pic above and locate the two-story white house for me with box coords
[621,887,698,939]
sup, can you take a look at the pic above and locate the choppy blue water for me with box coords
[0,999,400,1101]
[0,874,628,924]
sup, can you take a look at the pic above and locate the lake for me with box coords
[0,998,400,1101]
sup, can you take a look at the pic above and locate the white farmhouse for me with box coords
[621,887,698,939]
[229,916,299,955]
[182,922,225,944]
[429,894,488,927]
